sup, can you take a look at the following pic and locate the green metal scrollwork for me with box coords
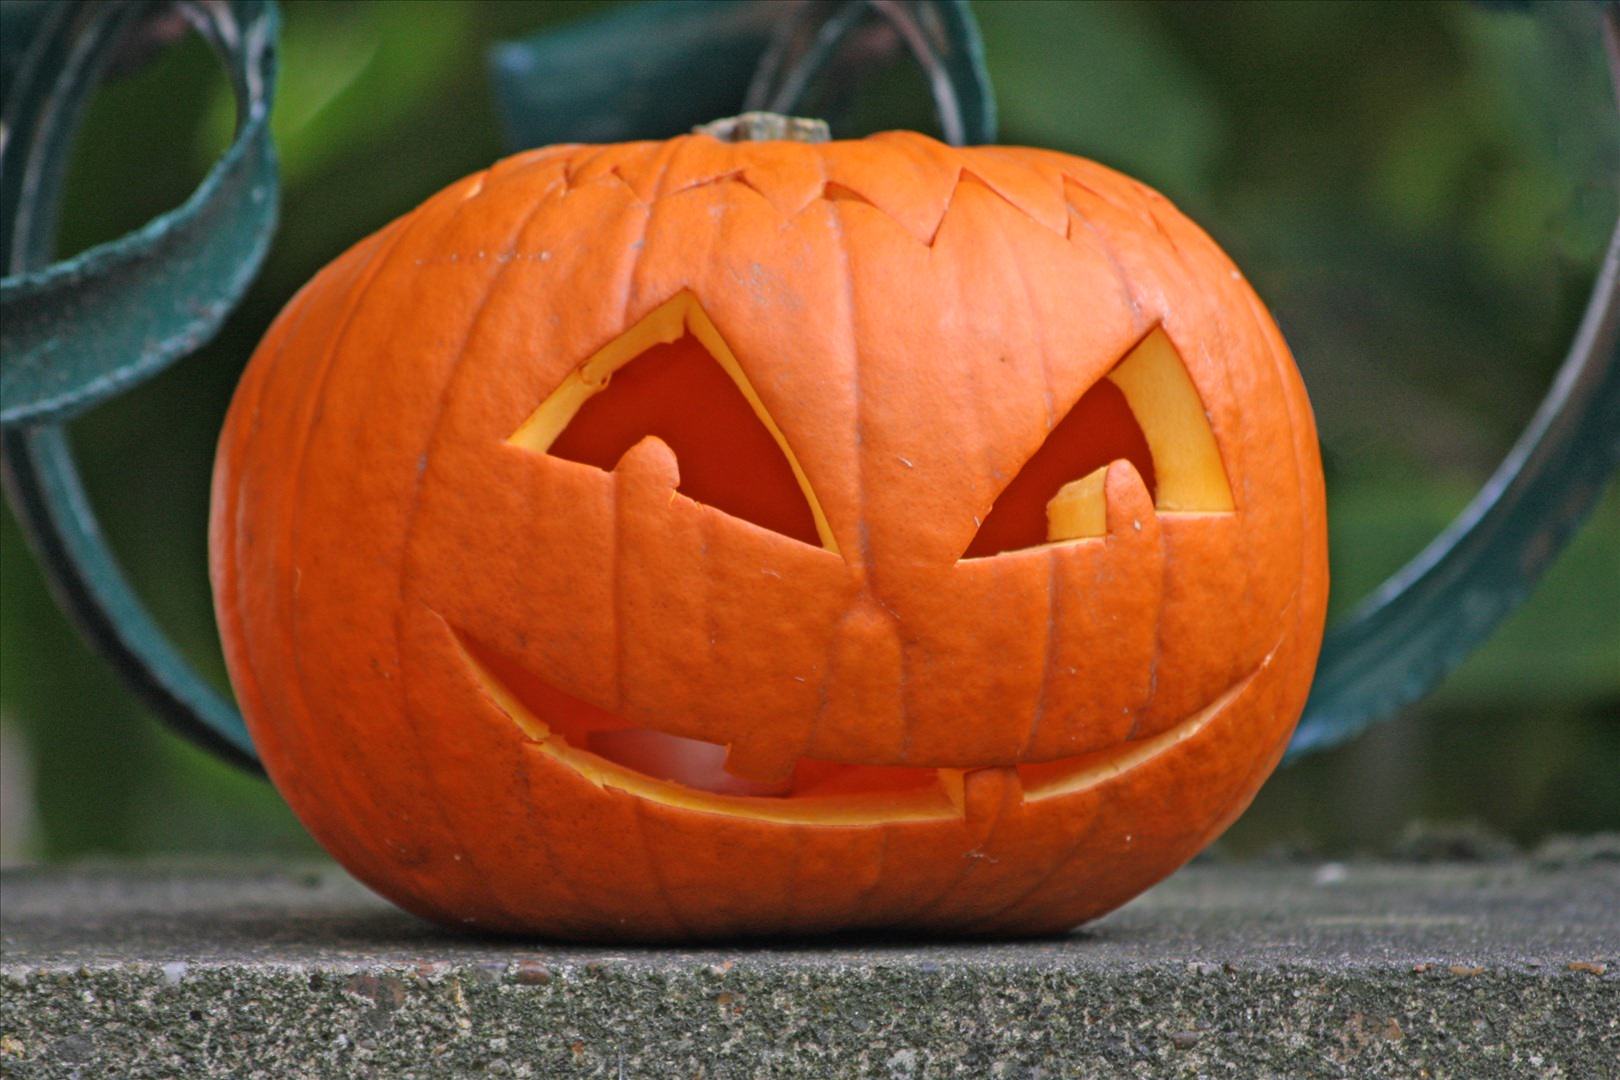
[1,0,278,425]
[742,0,994,146]
[490,0,783,150]
[490,0,995,150]
[0,0,277,769]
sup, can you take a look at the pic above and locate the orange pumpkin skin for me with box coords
[210,130,1328,940]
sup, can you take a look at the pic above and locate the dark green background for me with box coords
[1,0,1615,862]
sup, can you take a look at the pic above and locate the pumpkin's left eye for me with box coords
[963,328,1233,559]
[508,293,837,552]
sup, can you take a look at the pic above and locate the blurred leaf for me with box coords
[200,0,475,188]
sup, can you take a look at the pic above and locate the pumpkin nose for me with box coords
[716,589,907,781]
[830,457,1165,766]
[812,592,909,761]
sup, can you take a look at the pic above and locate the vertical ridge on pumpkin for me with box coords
[374,187,568,928]
[1023,553,1063,759]
[890,767,1015,927]
[240,251,393,877]
[1239,281,1330,689]
[822,158,866,568]
[275,211,439,890]
[1061,179,1145,328]
[809,598,907,763]
[633,801,699,938]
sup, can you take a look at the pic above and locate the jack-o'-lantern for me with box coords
[210,125,1328,939]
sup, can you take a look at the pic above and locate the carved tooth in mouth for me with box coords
[450,628,1274,826]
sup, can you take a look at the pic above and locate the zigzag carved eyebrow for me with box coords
[548,162,1096,249]
[480,137,1180,258]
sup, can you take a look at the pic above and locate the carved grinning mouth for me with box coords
[453,628,1275,826]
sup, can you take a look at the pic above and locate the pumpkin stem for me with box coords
[693,112,831,144]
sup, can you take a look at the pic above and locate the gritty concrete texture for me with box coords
[2,850,1617,1079]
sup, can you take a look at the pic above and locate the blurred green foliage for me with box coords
[1,0,1615,862]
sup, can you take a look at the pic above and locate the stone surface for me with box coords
[2,851,1617,1078]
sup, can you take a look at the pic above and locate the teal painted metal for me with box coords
[1,0,278,426]
[490,0,996,149]
[490,1,782,150]
[0,0,277,769]
[741,0,995,146]
[0,0,1613,776]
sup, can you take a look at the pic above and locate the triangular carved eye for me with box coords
[508,293,837,552]
[963,328,1233,559]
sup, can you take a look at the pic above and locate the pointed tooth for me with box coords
[1104,458,1157,539]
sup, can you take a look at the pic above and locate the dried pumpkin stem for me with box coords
[693,112,831,143]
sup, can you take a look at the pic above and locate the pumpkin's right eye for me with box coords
[507,292,838,554]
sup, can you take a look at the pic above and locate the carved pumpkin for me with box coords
[211,128,1328,939]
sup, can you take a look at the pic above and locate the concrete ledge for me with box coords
[3,850,1617,1078]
